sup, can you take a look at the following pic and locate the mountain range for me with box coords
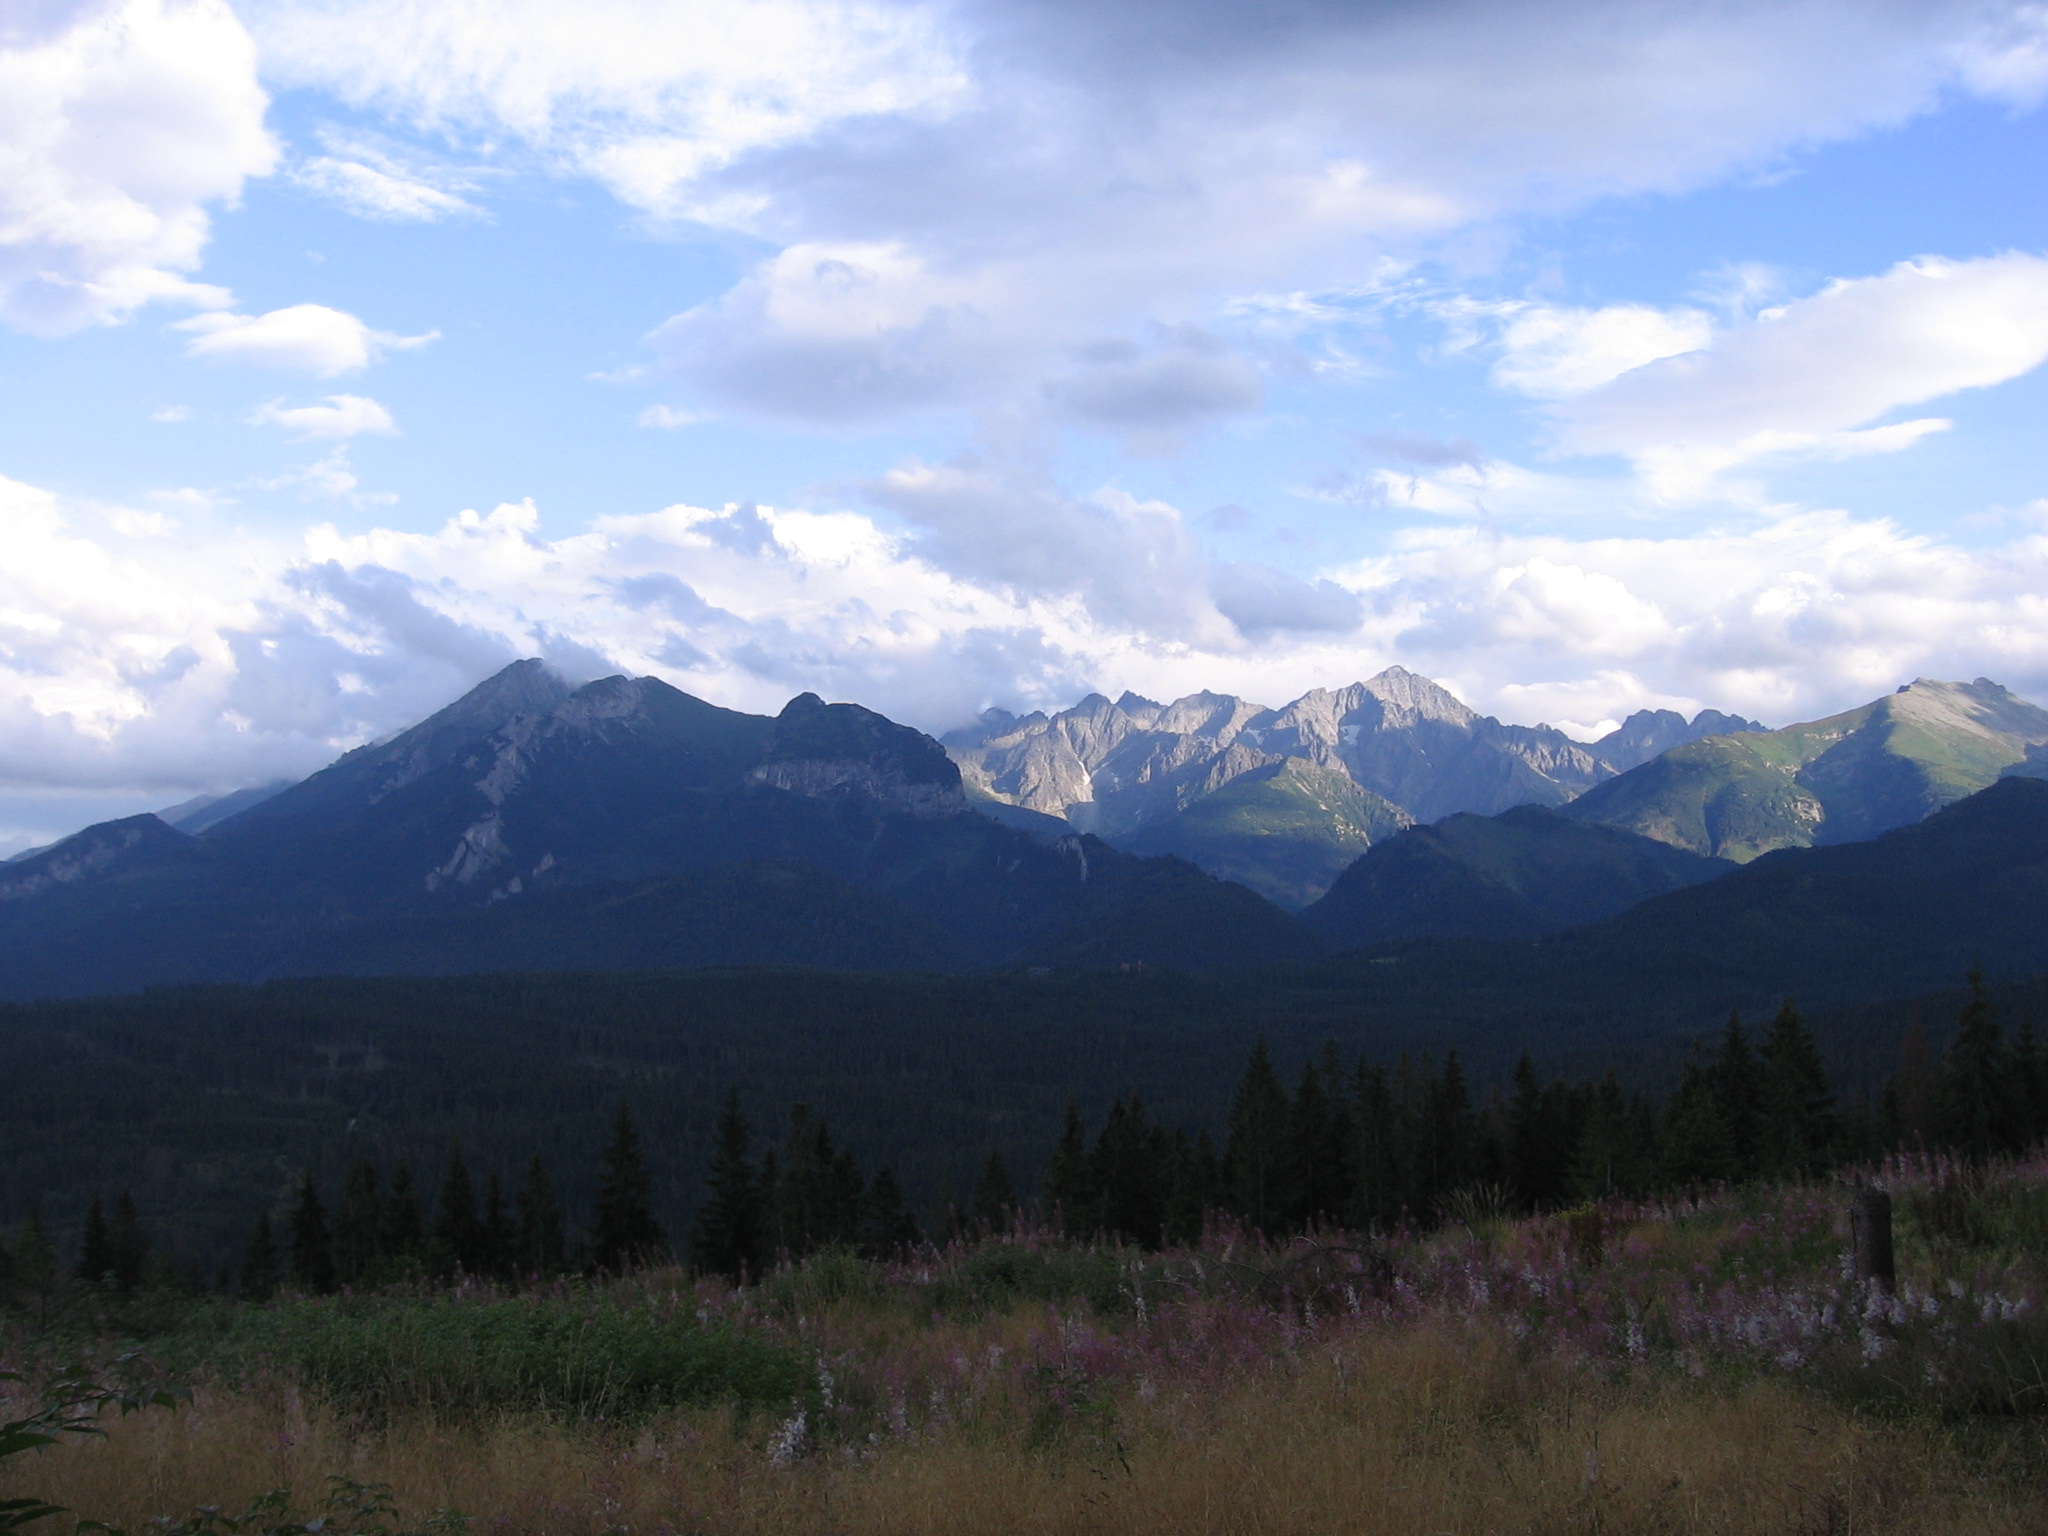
[944,670,1759,906]
[5,662,2048,1009]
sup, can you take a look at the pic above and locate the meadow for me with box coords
[6,1150,2048,1536]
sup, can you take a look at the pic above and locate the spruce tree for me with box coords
[77,1192,112,1284]
[770,1104,855,1258]
[1093,1094,1168,1245]
[859,1166,921,1259]
[431,1142,484,1278]
[239,1209,279,1301]
[6,1205,56,1299]
[480,1172,515,1280]
[592,1099,666,1272]
[1887,1015,1934,1148]
[1349,1059,1399,1229]
[1935,968,2013,1162]
[1291,1057,1355,1229]
[1758,1000,1836,1177]
[1160,1126,1212,1246]
[1711,1015,1766,1180]
[1570,1072,1632,1201]
[689,1091,763,1280]
[972,1147,1014,1232]
[1660,1060,1737,1189]
[1224,1042,1293,1234]
[382,1161,426,1269]
[108,1191,148,1292]
[1417,1052,1477,1215]
[2013,1019,2047,1150]
[516,1154,568,1277]
[332,1159,384,1287]
[288,1173,335,1294]
[1041,1100,1096,1238]
[1505,1054,1554,1212]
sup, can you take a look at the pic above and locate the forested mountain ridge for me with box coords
[946,669,1758,904]
[1562,676,2048,861]
[0,662,1319,998]
[1302,805,1733,946]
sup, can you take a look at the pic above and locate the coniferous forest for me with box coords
[6,970,2042,1298]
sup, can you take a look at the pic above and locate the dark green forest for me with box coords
[1,961,2040,1288]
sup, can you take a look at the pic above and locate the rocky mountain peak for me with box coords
[1355,666,1480,727]
[0,814,200,902]
[752,693,969,818]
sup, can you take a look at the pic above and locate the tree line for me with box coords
[5,978,2043,1298]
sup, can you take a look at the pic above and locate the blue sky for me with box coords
[4,0,2048,849]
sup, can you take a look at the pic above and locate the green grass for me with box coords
[161,1293,807,1419]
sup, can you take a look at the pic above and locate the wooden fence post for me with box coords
[1851,1188,1895,1293]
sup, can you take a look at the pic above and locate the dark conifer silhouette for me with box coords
[1712,1015,1766,1180]
[76,1193,112,1285]
[288,1173,335,1294]
[768,1104,861,1258]
[432,1141,484,1277]
[108,1190,148,1292]
[239,1209,279,1301]
[515,1154,567,1277]
[333,1158,383,1287]
[1224,1042,1292,1234]
[382,1161,425,1267]
[859,1165,920,1258]
[1042,1100,1096,1237]
[971,1147,1013,1232]
[592,1100,666,1273]
[1935,969,2014,1162]
[1661,1059,1738,1189]
[1758,1000,1836,1177]
[690,1091,763,1280]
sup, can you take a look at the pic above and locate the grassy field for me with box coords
[7,1151,2048,1535]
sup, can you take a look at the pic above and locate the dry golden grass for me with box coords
[7,1310,2038,1536]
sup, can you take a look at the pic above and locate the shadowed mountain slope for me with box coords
[0,663,1321,998]
[1302,805,1733,945]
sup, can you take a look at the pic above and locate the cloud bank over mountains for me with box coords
[4,0,2048,836]
[6,471,2046,823]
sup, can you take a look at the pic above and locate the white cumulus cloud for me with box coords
[5,467,2048,836]
[249,394,397,438]
[177,302,437,374]
[1553,253,2048,496]
[0,0,275,334]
